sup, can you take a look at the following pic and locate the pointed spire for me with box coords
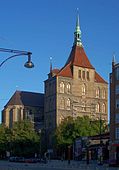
[112,53,116,67]
[74,8,82,47]
[50,56,52,73]
[112,53,116,63]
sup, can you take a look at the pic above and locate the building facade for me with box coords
[110,59,119,164]
[44,15,108,149]
[2,90,44,131]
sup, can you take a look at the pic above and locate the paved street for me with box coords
[0,160,119,170]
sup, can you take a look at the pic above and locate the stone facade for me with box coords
[2,91,44,131]
[44,16,108,149]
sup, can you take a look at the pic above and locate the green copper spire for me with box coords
[74,10,82,46]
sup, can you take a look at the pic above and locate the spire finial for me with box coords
[112,52,116,66]
[76,8,79,26]
[112,53,115,62]
[74,8,82,46]
[50,56,52,73]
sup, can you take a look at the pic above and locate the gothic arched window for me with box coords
[102,103,106,113]
[66,83,71,93]
[66,98,70,110]
[96,103,100,113]
[60,82,64,93]
[82,84,86,95]
[96,88,100,98]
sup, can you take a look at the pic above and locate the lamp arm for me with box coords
[0,53,27,67]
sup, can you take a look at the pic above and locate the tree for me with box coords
[0,124,11,158]
[11,120,40,157]
[54,116,108,149]
[55,117,75,148]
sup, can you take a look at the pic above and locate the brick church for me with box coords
[2,15,108,150]
[44,15,108,148]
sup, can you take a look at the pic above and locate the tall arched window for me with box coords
[102,89,106,99]
[60,82,64,93]
[66,98,70,110]
[87,71,90,80]
[96,88,100,98]
[82,84,86,95]
[16,108,21,121]
[102,103,106,113]
[66,83,71,93]
[96,103,100,113]
[78,70,81,79]
[60,98,65,109]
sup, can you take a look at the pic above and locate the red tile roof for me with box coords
[95,71,108,84]
[65,45,94,69]
[57,63,73,78]
[52,45,107,84]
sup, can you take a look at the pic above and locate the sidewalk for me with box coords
[38,160,110,170]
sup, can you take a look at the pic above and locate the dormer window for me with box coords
[82,84,86,95]
[87,71,90,80]
[78,70,81,79]
[82,71,85,79]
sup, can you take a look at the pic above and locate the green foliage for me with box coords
[55,116,108,149]
[0,121,41,157]
[55,117,75,147]
[11,120,40,157]
[0,124,11,157]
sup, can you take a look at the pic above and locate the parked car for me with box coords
[9,157,17,162]
[24,158,37,163]
[9,156,25,162]
[16,157,25,163]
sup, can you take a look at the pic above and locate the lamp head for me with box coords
[24,52,34,68]
[24,61,34,68]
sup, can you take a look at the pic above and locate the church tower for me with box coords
[44,14,108,149]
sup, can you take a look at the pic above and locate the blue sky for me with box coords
[0,0,119,122]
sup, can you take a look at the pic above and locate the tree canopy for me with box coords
[10,120,40,157]
[55,116,108,148]
[0,120,41,158]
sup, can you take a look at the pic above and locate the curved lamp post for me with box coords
[0,48,34,68]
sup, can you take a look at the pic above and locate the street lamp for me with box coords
[0,48,34,68]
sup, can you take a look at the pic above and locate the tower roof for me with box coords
[65,45,94,69]
[51,14,107,84]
